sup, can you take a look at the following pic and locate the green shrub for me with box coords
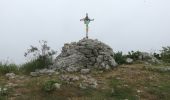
[42,80,59,92]
[153,52,161,60]
[20,57,52,74]
[114,51,126,64]
[126,51,141,61]
[161,46,170,63]
[0,62,18,75]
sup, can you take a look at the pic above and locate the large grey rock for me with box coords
[53,38,117,71]
[5,73,15,79]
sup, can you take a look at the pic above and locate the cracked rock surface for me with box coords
[53,38,117,72]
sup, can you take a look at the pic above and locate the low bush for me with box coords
[114,51,126,64]
[153,52,161,60]
[42,80,59,92]
[20,57,52,74]
[0,87,8,96]
[161,46,170,63]
[126,51,141,61]
[0,62,18,75]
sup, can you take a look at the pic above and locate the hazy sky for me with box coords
[0,0,170,64]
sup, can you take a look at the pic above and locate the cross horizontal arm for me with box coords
[90,19,94,21]
[80,18,84,21]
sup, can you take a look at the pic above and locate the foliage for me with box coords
[0,86,8,96]
[0,62,18,75]
[21,40,57,73]
[114,51,126,64]
[126,51,141,61]
[161,46,170,63]
[153,52,161,60]
[20,58,52,74]
[42,80,59,92]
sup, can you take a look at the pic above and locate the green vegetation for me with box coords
[109,78,137,100]
[114,51,126,64]
[0,62,19,75]
[126,50,141,61]
[20,57,52,74]
[42,80,60,92]
[21,40,56,73]
[161,46,170,63]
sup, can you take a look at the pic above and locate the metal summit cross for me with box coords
[80,13,94,39]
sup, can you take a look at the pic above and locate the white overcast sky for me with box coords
[0,0,170,64]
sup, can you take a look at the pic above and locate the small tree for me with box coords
[22,40,57,72]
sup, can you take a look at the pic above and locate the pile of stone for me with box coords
[53,38,117,72]
[30,68,56,77]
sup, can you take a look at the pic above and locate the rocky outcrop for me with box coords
[53,38,117,72]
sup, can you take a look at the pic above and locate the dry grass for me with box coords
[0,63,170,100]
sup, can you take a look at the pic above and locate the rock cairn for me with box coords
[53,38,117,72]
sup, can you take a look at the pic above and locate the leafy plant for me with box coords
[114,51,126,64]
[0,87,8,96]
[153,52,161,60]
[43,80,59,92]
[0,61,18,75]
[126,51,141,61]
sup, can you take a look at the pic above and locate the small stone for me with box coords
[55,72,60,75]
[123,84,128,87]
[66,66,78,72]
[5,83,18,87]
[105,65,110,70]
[54,83,61,89]
[81,69,90,74]
[60,75,79,82]
[30,72,39,77]
[79,83,86,89]
[137,90,141,93]
[116,77,121,80]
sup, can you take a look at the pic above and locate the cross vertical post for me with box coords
[80,13,94,39]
